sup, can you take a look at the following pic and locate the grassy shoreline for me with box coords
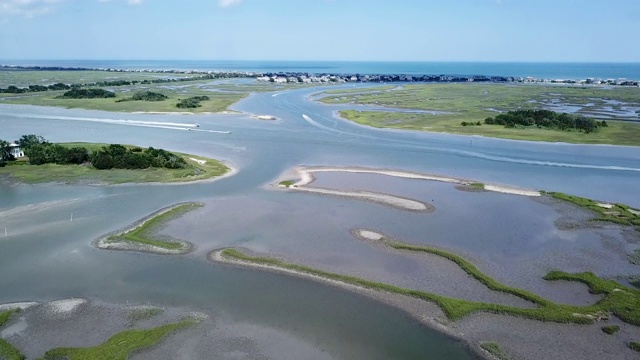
[42,320,195,360]
[100,202,202,253]
[0,309,25,360]
[319,83,640,146]
[216,230,640,326]
[0,143,231,185]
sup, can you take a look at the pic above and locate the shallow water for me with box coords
[1,82,640,358]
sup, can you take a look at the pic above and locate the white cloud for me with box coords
[218,0,242,8]
[0,0,64,18]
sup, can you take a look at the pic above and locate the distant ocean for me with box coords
[3,60,640,80]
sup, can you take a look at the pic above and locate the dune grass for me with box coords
[107,203,202,250]
[42,320,194,360]
[220,234,640,326]
[480,342,510,360]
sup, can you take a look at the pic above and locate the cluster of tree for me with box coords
[115,91,168,102]
[461,121,482,126]
[0,83,71,93]
[57,88,116,99]
[176,96,209,108]
[24,143,90,165]
[0,73,225,94]
[0,135,88,166]
[91,144,188,170]
[484,110,608,133]
[0,140,14,166]
[2,134,188,171]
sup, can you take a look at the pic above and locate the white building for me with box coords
[8,143,24,158]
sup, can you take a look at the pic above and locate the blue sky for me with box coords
[0,0,639,62]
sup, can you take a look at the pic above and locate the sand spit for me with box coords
[0,302,38,311]
[282,166,541,197]
[276,167,435,212]
[47,298,86,315]
[295,186,432,212]
[94,203,196,255]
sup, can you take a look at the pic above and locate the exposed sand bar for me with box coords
[288,166,541,197]
[0,302,39,311]
[294,186,431,212]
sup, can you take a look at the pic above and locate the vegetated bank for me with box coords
[0,301,199,360]
[115,90,168,102]
[321,83,640,146]
[0,135,230,184]
[42,320,195,360]
[215,229,640,326]
[0,309,23,360]
[97,202,202,254]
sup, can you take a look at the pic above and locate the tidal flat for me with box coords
[319,83,640,146]
[2,79,640,359]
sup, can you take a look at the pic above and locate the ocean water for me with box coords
[2,59,640,80]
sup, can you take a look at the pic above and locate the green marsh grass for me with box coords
[469,182,485,190]
[548,192,640,230]
[221,235,640,326]
[0,84,246,113]
[279,180,295,187]
[480,342,510,360]
[0,309,18,327]
[601,325,620,335]
[0,310,25,360]
[108,203,202,250]
[42,320,194,360]
[320,83,640,146]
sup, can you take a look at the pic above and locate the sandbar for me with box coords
[286,166,540,197]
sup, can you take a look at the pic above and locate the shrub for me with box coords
[58,88,115,99]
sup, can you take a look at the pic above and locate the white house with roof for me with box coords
[8,142,24,158]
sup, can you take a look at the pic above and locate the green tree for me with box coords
[17,134,47,149]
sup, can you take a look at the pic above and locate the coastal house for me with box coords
[8,142,24,158]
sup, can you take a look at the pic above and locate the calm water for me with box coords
[3,60,640,79]
[1,79,640,358]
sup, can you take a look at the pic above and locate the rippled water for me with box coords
[1,83,640,358]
